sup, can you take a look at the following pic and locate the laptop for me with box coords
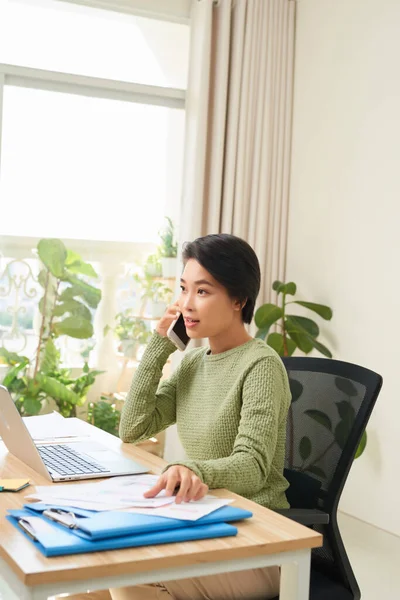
[0,385,149,482]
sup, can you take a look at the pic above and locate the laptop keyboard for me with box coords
[37,444,110,476]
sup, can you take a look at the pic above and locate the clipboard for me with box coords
[7,509,238,557]
[23,503,253,540]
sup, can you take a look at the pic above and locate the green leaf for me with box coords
[334,377,358,397]
[306,465,327,479]
[40,339,59,374]
[304,409,332,431]
[7,377,28,395]
[267,332,297,357]
[65,249,82,266]
[53,316,94,339]
[22,396,43,416]
[289,378,304,402]
[355,431,367,459]
[286,315,319,338]
[38,269,48,288]
[0,348,29,366]
[293,301,333,320]
[286,328,314,354]
[285,316,332,357]
[66,260,98,279]
[255,327,269,340]
[35,373,81,405]
[61,276,101,308]
[299,436,312,460]
[272,280,283,291]
[53,299,92,321]
[285,282,297,296]
[334,401,355,449]
[2,360,29,387]
[37,239,67,278]
[254,304,283,329]
[308,338,333,358]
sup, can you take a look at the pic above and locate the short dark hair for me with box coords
[182,234,261,324]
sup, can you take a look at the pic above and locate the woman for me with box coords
[111,233,291,600]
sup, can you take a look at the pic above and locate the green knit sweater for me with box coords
[120,333,291,510]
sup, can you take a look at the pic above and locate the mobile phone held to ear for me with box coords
[167,313,190,351]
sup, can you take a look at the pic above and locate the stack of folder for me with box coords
[7,503,252,557]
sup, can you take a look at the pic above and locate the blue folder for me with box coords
[7,509,238,557]
[22,503,252,541]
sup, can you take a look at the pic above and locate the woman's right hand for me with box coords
[156,301,181,337]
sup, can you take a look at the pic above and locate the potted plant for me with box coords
[158,216,178,278]
[133,273,173,318]
[104,310,152,360]
[255,281,366,460]
[0,238,103,417]
[144,252,162,277]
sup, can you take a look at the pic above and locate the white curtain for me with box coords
[179,0,296,304]
[165,0,296,461]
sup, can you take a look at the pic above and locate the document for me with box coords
[26,475,176,511]
[26,474,233,519]
[123,495,234,521]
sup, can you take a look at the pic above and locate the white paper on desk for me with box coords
[122,495,234,521]
[22,412,86,441]
[26,474,176,511]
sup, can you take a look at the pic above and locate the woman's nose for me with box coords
[181,293,194,311]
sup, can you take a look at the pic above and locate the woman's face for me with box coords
[178,259,242,340]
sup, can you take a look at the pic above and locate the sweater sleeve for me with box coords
[167,357,288,496]
[119,332,179,443]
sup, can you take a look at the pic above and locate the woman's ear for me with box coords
[233,298,247,311]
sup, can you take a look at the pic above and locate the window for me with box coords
[0,0,189,369]
[0,0,189,243]
[1,85,185,243]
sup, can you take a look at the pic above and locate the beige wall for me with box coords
[287,0,400,535]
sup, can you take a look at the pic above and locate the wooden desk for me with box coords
[0,420,322,600]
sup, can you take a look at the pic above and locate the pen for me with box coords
[18,518,38,541]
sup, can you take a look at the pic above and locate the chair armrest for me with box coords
[275,508,329,525]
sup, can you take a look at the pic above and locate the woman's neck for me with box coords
[208,325,252,355]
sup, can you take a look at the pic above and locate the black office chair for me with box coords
[272,357,383,600]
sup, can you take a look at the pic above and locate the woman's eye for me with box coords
[198,289,208,296]
[180,286,187,293]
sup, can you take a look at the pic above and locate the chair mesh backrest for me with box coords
[282,358,382,588]
[284,368,366,496]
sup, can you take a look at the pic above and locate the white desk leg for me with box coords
[0,564,33,600]
[279,548,311,600]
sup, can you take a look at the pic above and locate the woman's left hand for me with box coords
[143,465,209,504]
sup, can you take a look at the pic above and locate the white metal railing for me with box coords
[0,235,157,403]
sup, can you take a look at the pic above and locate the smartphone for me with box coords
[167,313,190,351]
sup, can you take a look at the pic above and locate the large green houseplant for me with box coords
[255,280,366,467]
[0,238,103,417]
